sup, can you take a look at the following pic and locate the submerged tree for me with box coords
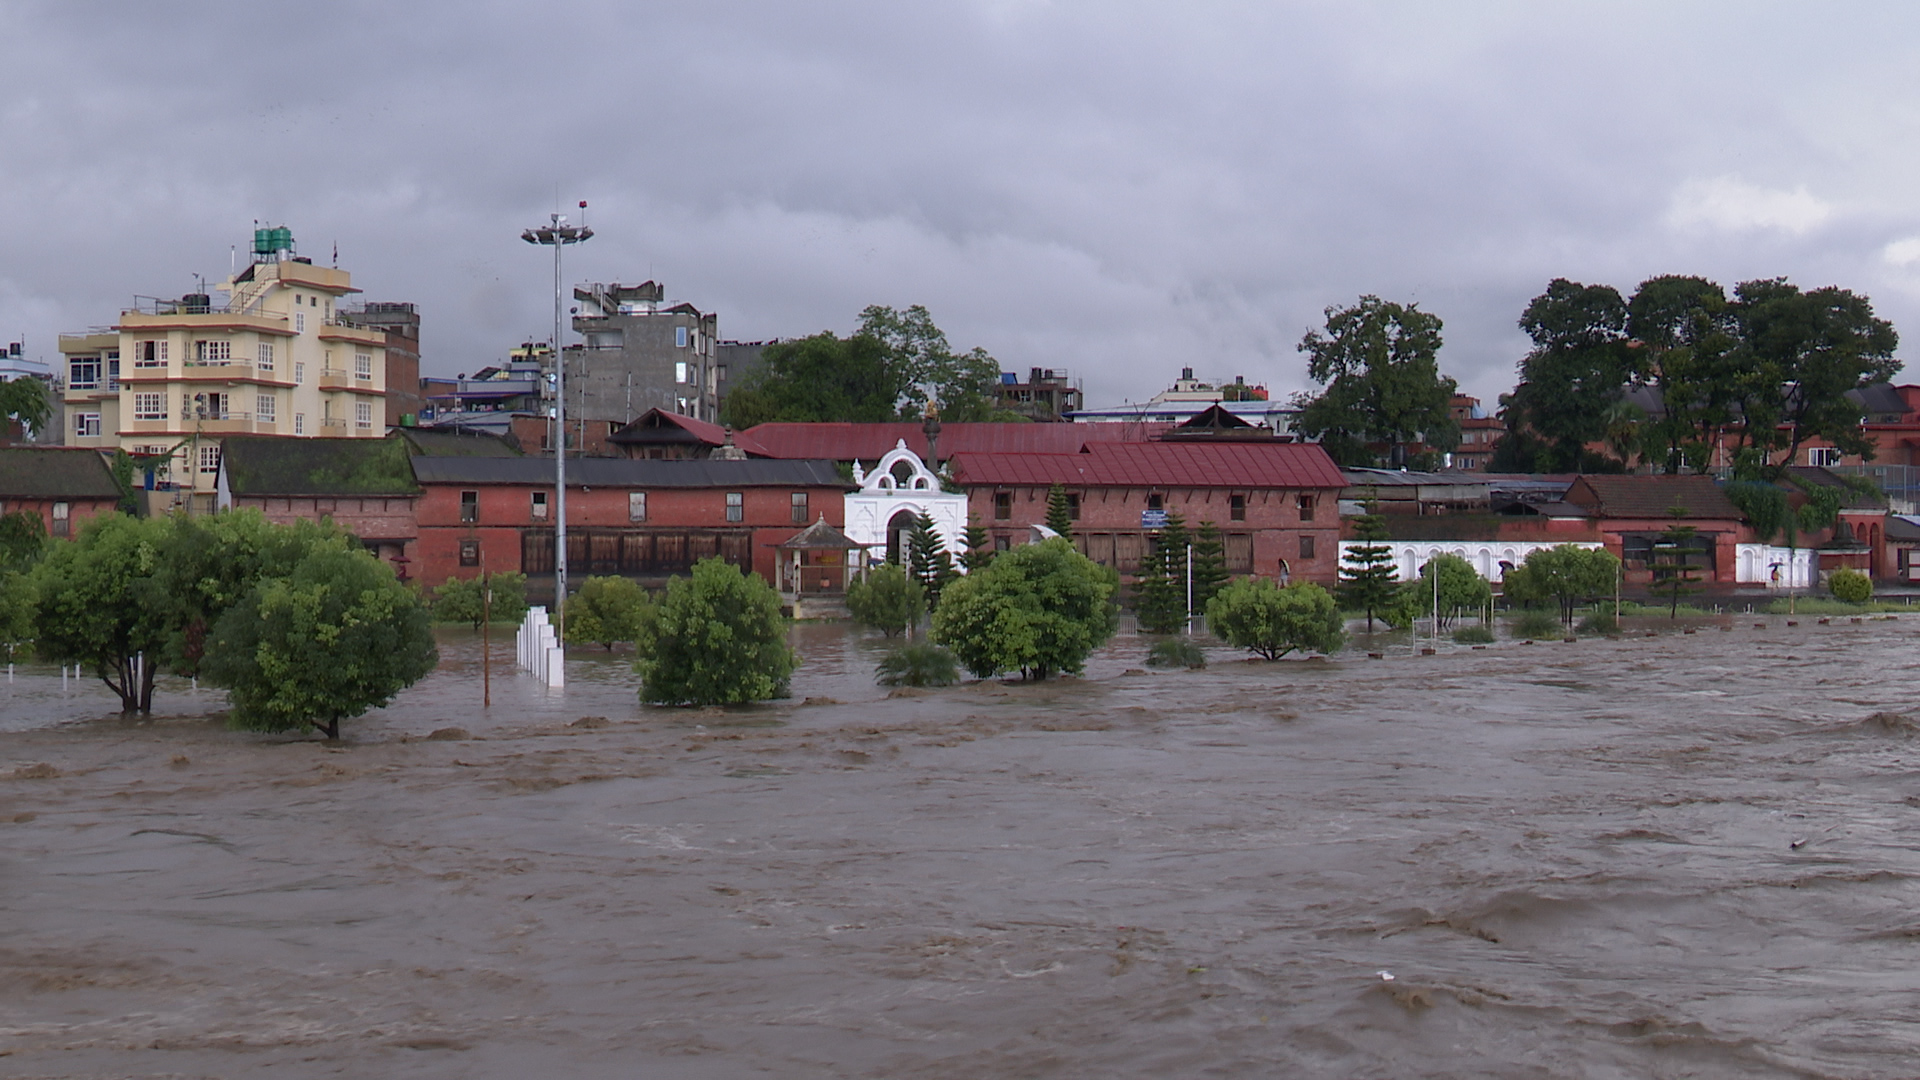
[846,562,924,637]
[1406,553,1494,629]
[31,514,171,713]
[1502,544,1620,627]
[1206,579,1346,660]
[1189,520,1229,612]
[633,557,795,705]
[1132,512,1190,634]
[564,575,653,649]
[933,538,1118,680]
[906,512,958,607]
[1338,498,1399,631]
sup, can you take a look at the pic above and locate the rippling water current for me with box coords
[3,617,1919,1077]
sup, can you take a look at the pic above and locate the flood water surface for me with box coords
[4,619,1920,1077]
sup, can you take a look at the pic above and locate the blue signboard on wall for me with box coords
[1141,508,1168,529]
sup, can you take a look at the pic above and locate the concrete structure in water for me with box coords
[58,226,392,514]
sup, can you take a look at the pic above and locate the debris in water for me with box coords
[1377,969,1395,981]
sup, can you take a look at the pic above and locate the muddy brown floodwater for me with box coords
[4,618,1920,1078]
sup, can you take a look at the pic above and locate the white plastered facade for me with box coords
[843,441,967,565]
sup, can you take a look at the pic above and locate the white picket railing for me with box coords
[516,606,564,688]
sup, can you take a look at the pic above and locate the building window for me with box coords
[1299,534,1316,560]
[459,539,480,567]
[133,392,165,420]
[51,502,69,539]
[1065,493,1081,521]
[1230,494,1247,521]
[675,361,688,384]
[199,445,221,474]
[531,491,548,520]
[629,492,647,522]
[294,412,305,435]
[134,340,167,366]
[460,490,479,523]
[355,401,373,429]
[106,352,120,391]
[257,342,274,370]
[195,339,230,363]
[675,326,689,348]
[354,352,372,380]
[295,312,306,334]
[294,361,305,384]
[1297,494,1316,522]
[69,356,100,389]
[1147,493,1164,511]
[256,394,276,423]
[994,491,1012,520]
[792,491,808,524]
[725,491,743,523]
[1808,447,1842,467]
[73,412,100,438]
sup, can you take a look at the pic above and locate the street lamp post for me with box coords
[522,211,592,631]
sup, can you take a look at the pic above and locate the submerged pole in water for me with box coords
[483,575,492,709]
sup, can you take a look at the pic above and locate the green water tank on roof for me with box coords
[253,227,274,255]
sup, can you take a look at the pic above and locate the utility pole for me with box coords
[522,206,593,638]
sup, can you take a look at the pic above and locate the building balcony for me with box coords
[319,368,352,390]
[318,417,351,432]
[317,321,387,345]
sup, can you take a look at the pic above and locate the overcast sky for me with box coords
[5,1,1920,409]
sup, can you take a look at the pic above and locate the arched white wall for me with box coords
[845,441,968,565]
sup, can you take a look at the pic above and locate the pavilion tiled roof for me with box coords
[1564,475,1742,520]
[739,421,1168,461]
[948,441,1346,489]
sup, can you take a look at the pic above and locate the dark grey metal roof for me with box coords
[0,447,122,499]
[409,456,850,489]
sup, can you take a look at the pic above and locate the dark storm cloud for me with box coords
[5,1,1920,406]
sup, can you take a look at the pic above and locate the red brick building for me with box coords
[409,456,850,590]
[216,436,422,580]
[0,447,124,539]
[948,441,1347,584]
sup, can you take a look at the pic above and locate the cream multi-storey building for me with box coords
[59,229,387,513]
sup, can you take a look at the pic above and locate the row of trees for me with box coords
[14,511,436,737]
[721,305,1016,427]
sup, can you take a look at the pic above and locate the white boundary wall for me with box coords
[1733,544,1813,588]
[1338,540,1603,583]
[516,606,564,688]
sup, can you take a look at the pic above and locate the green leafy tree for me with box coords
[1500,279,1637,472]
[1339,499,1399,631]
[1206,578,1346,660]
[0,510,45,573]
[1648,519,1705,617]
[564,575,653,649]
[633,557,796,705]
[932,537,1119,680]
[108,449,141,514]
[959,516,995,573]
[720,331,902,427]
[433,572,530,629]
[0,570,36,662]
[31,513,170,713]
[1502,544,1620,627]
[1044,483,1074,539]
[858,304,1006,422]
[875,643,959,687]
[906,512,958,606]
[1829,567,1872,603]
[1132,512,1190,634]
[1294,296,1459,468]
[846,562,924,637]
[200,546,438,739]
[1189,521,1229,611]
[1408,552,1493,629]
[0,375,51,439]
[1726,481,1793,546]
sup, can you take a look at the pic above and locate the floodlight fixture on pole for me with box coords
[522,209,593,630]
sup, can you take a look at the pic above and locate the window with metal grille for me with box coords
[994,491,1011,520]
[1065,493,1080,521]
[1297,494,1315,522]
[531,491,548,520]
[460,490,479,523]
[1230,494,1247,521]
[791,491,808,523]
[629,492,647,522]
[1299,535,1316,560]
[725,491,743,523]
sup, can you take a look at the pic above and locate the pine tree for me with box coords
[960,515,995,573]
[1190,520,1229,611]
[1339,496,1399,631]
[1649,518,1703,618]
[1132,512,1190,634]
[907,512,959,607]
[1045,482,1075,539]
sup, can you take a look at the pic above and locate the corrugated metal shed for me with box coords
[949,442,1345,489]
[1564,475,1742,519]
[409,456,849,489]
[740,421,1168,461]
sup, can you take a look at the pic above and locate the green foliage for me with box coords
[31,513,171,712]
[906,512,958,605]
[0,375,51,436]
[846,562,924,637]
[1409,553,1493,628]
[720,331,902,427]
[1649,520,1706,617]
[1501,279,1637,472]
[1338,499,1400,631]
[564,575,653,649]
[1146,637,1207,669]
[1294,296,1460,467]
[108,450,141,514]
[1509,610,1564,639]
[932,537,1119,680]
[1044,483,1074,539]
[960,516,995,573]
[1502,544,1620,626]
[0,510,45,573]
[1795,482,1844,533]
[858,304,1007,422]
[1131,512,1190,635]
[201,546,438,740]
[1205,578,1346,660]
[1576,612,1620,635]
[1726,481,1793,545]
[1450,624,1495,645]
[875,642,960,687]
[633,557,795,705]
[1829,567,1873,603]
[433,572,529,629]
[1189,521,1229,611]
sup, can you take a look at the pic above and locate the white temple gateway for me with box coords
[844,441,967,566]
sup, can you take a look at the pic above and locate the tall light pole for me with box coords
[522,209,592,626]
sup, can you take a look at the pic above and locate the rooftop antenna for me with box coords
[332,241,338,268]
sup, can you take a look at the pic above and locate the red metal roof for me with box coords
[740,421,1168,461]
[949,441,1346,490]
